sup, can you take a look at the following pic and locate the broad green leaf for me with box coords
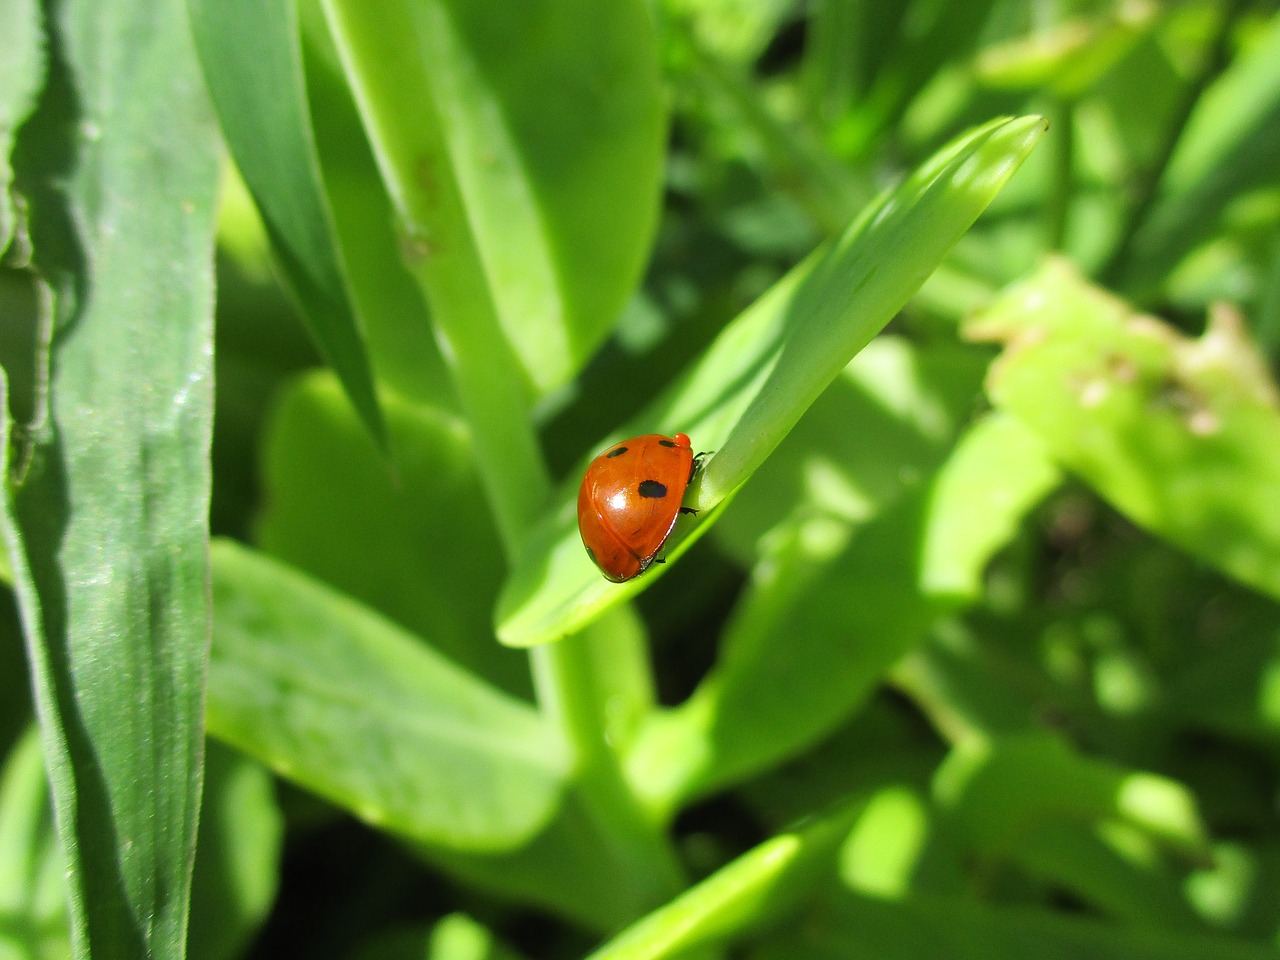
[188,0,386,447]
[187,743,283,960]
[585,807,856,960]
[2,0,218,953]
[968,259,1280,602]
[751,890,1280,960]
[255,371,528,697]
[319,0,666,397]
[0,728,69,960]
[498,115,1048,648]
[0,0,43,255]
[207,540,568,851]
[918,410,1062,602]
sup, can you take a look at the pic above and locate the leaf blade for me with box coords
[207,540,569,851]
[188,0,386,446]
[498,115,1049,648]
[1,0,219,953]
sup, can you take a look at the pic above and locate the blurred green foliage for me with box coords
[4,0,1280,959]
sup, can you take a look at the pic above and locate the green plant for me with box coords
[3,1,1280,959]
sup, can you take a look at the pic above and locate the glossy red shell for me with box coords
[577,433,696,582]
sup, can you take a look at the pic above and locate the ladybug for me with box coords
[578,432,701,582]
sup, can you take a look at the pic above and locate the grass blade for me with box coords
[188,0,386,447]
[0,0,219,954]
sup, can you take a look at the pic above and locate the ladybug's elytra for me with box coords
[577,432,701,582]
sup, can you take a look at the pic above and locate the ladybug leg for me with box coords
[689,451,713,483]
[679,506,698,516]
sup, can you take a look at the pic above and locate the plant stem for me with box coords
[320,0,682,904]
[1046,97,1074,252]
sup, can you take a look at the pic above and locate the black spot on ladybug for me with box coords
[638,479,668,499]
[606,446,628,458]
[658,439,676,447]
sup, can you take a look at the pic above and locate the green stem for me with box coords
[1046,97,1073,252]
[320,0,681,904]
[319,0,546,550]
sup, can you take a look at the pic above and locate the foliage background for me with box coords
[3,0,1280,959]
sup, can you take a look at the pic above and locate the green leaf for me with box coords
[300,21,456,412]
[1118,10,1280,298]
[187,743,283,960]
[255,371,529,697]
[710,336,992,566]
[207,539,568,851]
[188,0,386,448]
[968,259,1280,602]
[935,731,1211,927]
[498,115,1048,648]
[974,5,1156,99]
[627,403,1061,811]
[426,783,672,933]
[917,410,1062,602]
[319,0,666,396]
[0,0,43,256]
[585,806,857,960]
[752,890,1280,960]
[1,0,218,953]
[0,728,70,960]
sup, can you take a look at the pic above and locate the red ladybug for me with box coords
[578,432,701,582]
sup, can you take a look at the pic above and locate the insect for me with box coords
[577,432,702,582]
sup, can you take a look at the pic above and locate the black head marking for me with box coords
[606,446,628,458]
[638,479,668,499]
[658,439,676,447]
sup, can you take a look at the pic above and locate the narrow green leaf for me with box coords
[300,27,455,412]
[188,0,386,447]
[710,336,992,566]
[207,540,569,851]
[628,406,1061,811]
[753,891,1280,960]
[0,0,43,255]
[586,806,856,960]
[498,115,1048,648]
[0,729,69,960]
[1119,10,1280,297]
[968,259,1280,601]
[1,0,218,953]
